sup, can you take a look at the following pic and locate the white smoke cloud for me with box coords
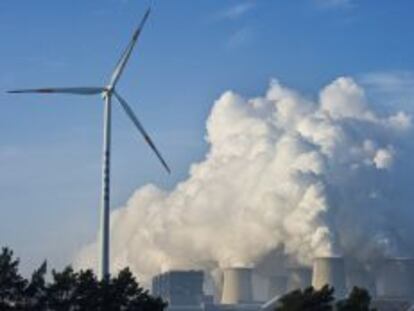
[373,147,394,169]
[216,3,255,20]
[76,77,414,283]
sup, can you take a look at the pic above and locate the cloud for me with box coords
[314,0,354,9]
[227,27,254,49]
[358,71,414,112]
[360,71,414,94]
[373,147,394,169]
[320,77,373,120]
[76,77,414,285]
[212,2,256,49]
[216,2,255,20]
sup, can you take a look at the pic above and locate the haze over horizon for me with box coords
[2,0,414,278]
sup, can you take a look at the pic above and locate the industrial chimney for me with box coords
[268,275,288,299]
[286,267,312,292]
[221,268,253,304]
[312,256,346,298]
[376,258,414,299]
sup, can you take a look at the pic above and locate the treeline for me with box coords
[0,248,166,310]
[275,285,376,311]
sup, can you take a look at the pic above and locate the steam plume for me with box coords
[76,77,414,283]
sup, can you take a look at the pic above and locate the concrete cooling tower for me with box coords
[221,267,253,304]
[376,258,414,300]
[268,276,288,299]
[286,267,312,292]
[312,257,346,298]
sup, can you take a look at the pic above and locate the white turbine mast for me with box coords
[7,7,170,280]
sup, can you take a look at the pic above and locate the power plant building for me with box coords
[376,258,414,300]
[152,269,262,311]
[151,257,414,311]
[152,270,205,310]
[267,276,287,299]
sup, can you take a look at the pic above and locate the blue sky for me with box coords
[1,0,414,275]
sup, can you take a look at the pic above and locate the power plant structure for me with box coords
[311,257,346,298]
[267,276,287,299]
[346,265,376,296]
[286,267,312,292]
[151,256,414,311]
[221,268,254,305]
[152,270,204,309]
[376,258,414,299]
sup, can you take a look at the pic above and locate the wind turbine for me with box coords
[7,7,170,280]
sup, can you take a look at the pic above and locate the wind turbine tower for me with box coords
[7,7,170,279]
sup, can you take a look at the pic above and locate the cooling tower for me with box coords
[268,275,287,299]
[376,258,414,299]
[312,257,346,298]
[286,267,312,292]
[221,267,253,304]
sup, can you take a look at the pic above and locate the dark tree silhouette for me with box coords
[0,248,27,310]
[336,287,376,311]
[275,285,377,311]
[275,285,335,311]
[0,247,166,311]
[23,261,47,310]
[47,267,79,310]
[100,268,165,311]
[74,269,100,310]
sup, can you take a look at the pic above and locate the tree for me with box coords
[336,287,376,311]
[275,285,335,311]
[47,267,79,311]
[0,247,167,310]
[23,261,47,310]
[0,248,27,310]
[100,268,166,311]
[275,285,377,311]
[74,269,100,310]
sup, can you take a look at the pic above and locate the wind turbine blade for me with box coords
[7,87,105,95]
[109,7,151,89]
[113,91,171,174]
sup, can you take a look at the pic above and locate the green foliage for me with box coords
[47,267,79,310]
[75,269,100,310]
[0,248,27,310]
[276,285,376,311]
[100,268,165,311]
[23,261,47,310]
[336,287,376,311]
[0,247,166,311]
[276,285,335,311]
